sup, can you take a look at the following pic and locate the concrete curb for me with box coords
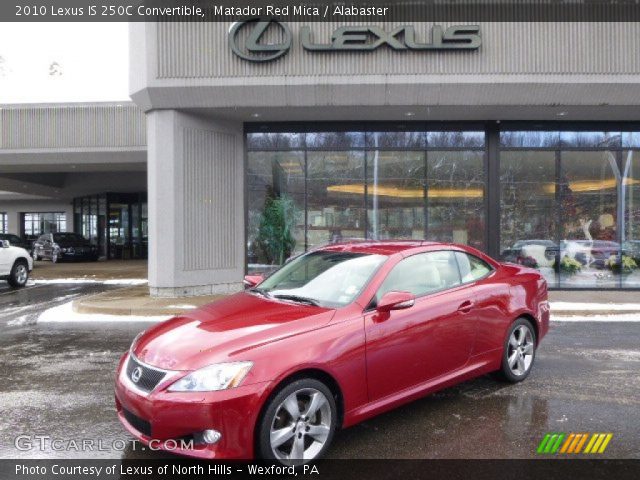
[71,286,640,318]
[72,286,226,317]
[551,310,640,317]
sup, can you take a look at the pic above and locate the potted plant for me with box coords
[560,255,582,275]
[605,254,638,275]
[257,194,297,265]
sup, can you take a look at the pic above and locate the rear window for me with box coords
[455,252,493,283]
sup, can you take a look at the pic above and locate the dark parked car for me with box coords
[32,233,99,263]
[0,233,31,253]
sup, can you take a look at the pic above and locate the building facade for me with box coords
[0,103,147,256]
[3,19,640,294]
[130,20,640,295]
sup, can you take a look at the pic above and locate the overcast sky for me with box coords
[0,23,129,103]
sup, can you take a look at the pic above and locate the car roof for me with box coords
[315,240,460,256]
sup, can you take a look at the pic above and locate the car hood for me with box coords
[133,292,335,371]
[56,240,92,247]
[5,246,29,257]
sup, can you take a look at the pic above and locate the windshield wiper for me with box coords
[248,287,271,298]
[272,294,321,306]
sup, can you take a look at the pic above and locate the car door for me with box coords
[364,250,478,402]
[0,241,10,274]
[455,251,510,355]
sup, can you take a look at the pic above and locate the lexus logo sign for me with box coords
[229,20,292,62]
[229,19,481,62]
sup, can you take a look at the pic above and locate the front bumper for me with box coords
[59,251,97,260]
[114,353,272,459]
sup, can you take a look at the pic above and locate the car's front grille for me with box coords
[125,354,167,393]
[122,408,152,437]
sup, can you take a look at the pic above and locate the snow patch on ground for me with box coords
[8,315,29,326]
[551,301,640,311]
[551,313,640,322]
[31,278,148,286]
[38,301,168,324]
[164,304,197,309]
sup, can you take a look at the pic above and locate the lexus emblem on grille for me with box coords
[131,367,143,384]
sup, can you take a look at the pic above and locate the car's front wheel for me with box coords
[498,318,537,383]
[8,260,29,288]
[257,378,337,465]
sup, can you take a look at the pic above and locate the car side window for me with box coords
[455,252,493,283]
[376,251,462,301]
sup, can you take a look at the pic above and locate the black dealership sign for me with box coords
[229,19,481,62]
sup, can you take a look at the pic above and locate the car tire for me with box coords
[257,378,337,465]
[8,260,29,288]
[497,317,537,383]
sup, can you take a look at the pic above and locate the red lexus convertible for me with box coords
[115,241,549,464]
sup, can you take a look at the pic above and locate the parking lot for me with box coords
[0,282,638,460]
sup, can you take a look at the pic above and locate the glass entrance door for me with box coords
[109,203,130,260]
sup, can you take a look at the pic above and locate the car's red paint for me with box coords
[115,241,549,460]
[376,290,415,311]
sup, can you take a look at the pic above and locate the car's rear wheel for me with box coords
[497,318,536,383]
[8,260,29,288]
[257,378,337,465]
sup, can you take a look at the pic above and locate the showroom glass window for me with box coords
[22,212,66,239]
[622,133,640,288]
[246,128,485,274]
[0,213,7,233]
[499,130,638,288]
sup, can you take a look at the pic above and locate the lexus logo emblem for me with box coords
[229,19,292,62]
[131,367,143,384]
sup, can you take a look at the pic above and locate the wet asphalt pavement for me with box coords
[0,283,638,460]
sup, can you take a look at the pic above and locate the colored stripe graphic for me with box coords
[537,433,612,454]
[574,433,589,453]
[559,433,575,453]
[537,434,552,454]
[567,433,582,453]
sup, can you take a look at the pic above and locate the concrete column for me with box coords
[147,110,245,297]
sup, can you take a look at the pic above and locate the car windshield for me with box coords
[257,251,387,308]
[53,233,85,242]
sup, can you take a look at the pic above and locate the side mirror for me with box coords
[377,291,415,312]
[243,274,264,289]
[0,240,9,248]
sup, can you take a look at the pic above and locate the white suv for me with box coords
[0,240,33,288]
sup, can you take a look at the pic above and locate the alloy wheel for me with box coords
[270,388,332,464]
[15,264,28,285]
[507,325,534,376]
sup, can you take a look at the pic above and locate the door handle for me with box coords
[457,300,474,313]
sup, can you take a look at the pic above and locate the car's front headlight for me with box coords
[168,361,253,392]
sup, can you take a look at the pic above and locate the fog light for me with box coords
[201,429,221,444]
